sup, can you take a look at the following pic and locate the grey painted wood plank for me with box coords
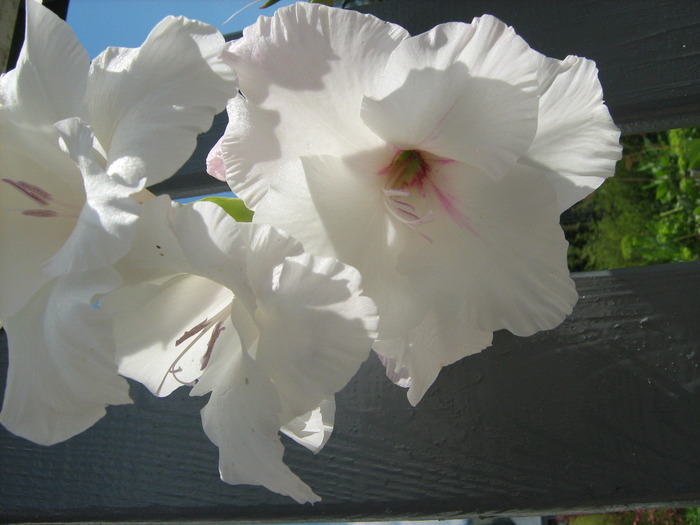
[2,261,699,523]
[151,0,700,199]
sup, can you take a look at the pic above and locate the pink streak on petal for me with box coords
[206,142,227,181]
[427,178,477,235]
[2,179,53,206]
[378,164,391,176]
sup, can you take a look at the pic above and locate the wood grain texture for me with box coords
[151,0,700,199]
[1,262,699,523]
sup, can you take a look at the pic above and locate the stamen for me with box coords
[383,188,411,198]
[156,322,212,396]
[175,318,211,346]
[396,207,423,223]
[383,150,429,190]
[21,209,58,218]
[392,199,417,214]
[201,321,225,371]
[2,179,81,220]
[2,179,52,206]
[155,306,231,396]
[169,367,196,387]
[379,148,472,239]
[382,189,434,242]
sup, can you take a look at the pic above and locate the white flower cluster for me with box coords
[0,0,620,503]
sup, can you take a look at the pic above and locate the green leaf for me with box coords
[310,0,334,5]
[199,197,254,222]
[686,138,700,170]
[260,0,281,8]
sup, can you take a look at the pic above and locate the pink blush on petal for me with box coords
[206,144,227,181]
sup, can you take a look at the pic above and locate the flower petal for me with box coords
[108,274,234,397]
[369,162,577,403]
[105,198,314,497]
[215,2,408,207]
[254,154,422,340]
[520,55,622,212]
[231,220,305,309]
[159,208,378,422]
[360,15,540,179]
[85,16,237,186]
[110,195,190,286]
[43,118,142,277]
[374,302,493,406]
[281,398,335,454]
[206,135,227,182]
[105,194,377,501]
[252,251,378,421]
[400,162,578,338]
[104,196,244,395]
[0,270,131,445]
[173,201,264,312]
[0,0,88,126]
[197,344,320,504]
[0,1,89,318]
[0,121,82,318]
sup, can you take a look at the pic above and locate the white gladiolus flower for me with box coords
[208,3,622,405]
[104,197,378,503]
[0,0,237,444]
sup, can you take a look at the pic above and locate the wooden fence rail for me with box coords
[1,0,700,523]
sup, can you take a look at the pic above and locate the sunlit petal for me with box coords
[520,55,622,211]
[399,163,578,337]
[107,197,376,500]
[281,399,335,454]
[252,251,378,421]
[107,274,234,397]
[86,15,237,186]
[226,5,615,405]
[0,0,88,126]
[0,270,131,445]
[215,2,408,207]
[361,16,540,179]
[0,121,81,318]
[1,2,239,449]
[255,155,422,339]
[44,117,142,277]
[198,346,320,504]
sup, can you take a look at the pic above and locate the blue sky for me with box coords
[67,0,298,58]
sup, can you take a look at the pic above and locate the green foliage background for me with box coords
[565,127,700,271]
[562,507,700,525]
